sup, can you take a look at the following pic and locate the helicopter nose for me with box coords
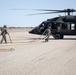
[29,29,34,33]
[29,27,40,34]
[29,27,37,34]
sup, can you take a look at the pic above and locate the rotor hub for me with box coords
[64,9,75,15]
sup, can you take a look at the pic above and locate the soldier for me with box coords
[0,25,9,43]
[39,24,45,32]
[44,25,51,42]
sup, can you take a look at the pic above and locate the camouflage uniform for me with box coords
[0,25,9,43]
[39,24,45,32]
[45,26,51,42]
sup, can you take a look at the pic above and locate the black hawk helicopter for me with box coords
[12,8,76,39]
[28,8,76,39]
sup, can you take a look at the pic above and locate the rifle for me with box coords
[38,29,47,39]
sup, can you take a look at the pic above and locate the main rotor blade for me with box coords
[11,8,76,12]
[11,8,63,11]
[11,8,76,16]
[30,9,76,12]
[27,11,63,16]
[28,9,63,11]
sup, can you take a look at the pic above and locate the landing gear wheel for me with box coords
[55,34,60,39]
[60,35,64,39]
[54,34,64,39]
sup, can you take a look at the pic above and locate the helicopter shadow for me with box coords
[26,37,38,40]
[27,37,76,41]
[62,38,76,40]
[49,38,76,40]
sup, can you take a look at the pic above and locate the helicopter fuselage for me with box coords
[29,15,76,39]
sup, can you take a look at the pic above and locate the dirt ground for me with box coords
[0,28,76,75]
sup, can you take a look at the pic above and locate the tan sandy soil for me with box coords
[0,28,76,75]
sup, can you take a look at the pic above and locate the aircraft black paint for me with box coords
[29,9,76,39]
[12,8,76,39]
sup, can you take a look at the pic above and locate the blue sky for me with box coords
[0,0,76,27]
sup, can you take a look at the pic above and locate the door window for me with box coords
[71,24,75,30]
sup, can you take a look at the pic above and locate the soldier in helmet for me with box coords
[39,23,45,32]
[44,25,51,42]
[0,25,9,43]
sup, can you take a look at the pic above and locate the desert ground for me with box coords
[0,27,76,75]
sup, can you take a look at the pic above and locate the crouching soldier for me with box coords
[0,25,9,44]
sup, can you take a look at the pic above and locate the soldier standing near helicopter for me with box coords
[38,22,51,42]
[39,23,45,32]
[44,25,51,42]
[0,25,9,44]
